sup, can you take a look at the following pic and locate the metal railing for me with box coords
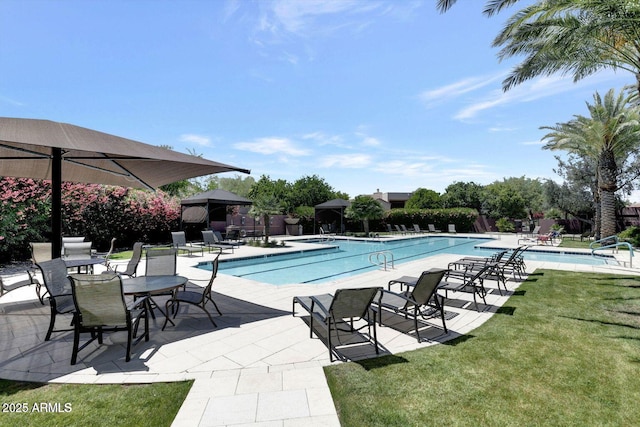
[368,251,394,271]
[590,235,634,268]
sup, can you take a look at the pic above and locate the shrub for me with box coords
[385,208,478,233]
[618,226,640,247]
[496,217,515,233]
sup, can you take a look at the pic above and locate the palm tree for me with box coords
[345,195,384,235]
[437,0,520,16]
[248,194,282,245]
[492,0,640,95]
[541,88,640,239]
[439,1,640,96]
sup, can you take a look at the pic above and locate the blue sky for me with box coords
[1,0,634,199]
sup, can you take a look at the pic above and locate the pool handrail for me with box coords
[590,235,634,267]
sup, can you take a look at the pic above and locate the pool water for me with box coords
[197,236,616,286]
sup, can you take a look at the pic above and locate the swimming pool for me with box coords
[197,236,617,285]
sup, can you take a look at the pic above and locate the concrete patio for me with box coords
[0,233,637,426]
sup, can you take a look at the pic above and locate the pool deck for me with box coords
[0,233,638,426]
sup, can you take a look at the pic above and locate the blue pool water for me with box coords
[197,236,616,285]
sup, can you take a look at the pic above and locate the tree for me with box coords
[439,1,640,97]
[542,88,640,238]
[248,175,290,212]
[288,175,335,211]
[442,181,484,210]
[218,175,256,198]
[405,188,442,209]
[482,182,528,220]
[344,195,384,235]
[437,0,520,16]
[248,194,282,245]
[492,0,640,95]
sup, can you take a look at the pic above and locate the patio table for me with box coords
[64,257,104,274]
[123,275,188,327]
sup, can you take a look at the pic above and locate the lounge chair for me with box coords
[386,224,394,234]
[163,249,222,330]
[68,273,149,365]
[394,225,405,234]
[428,224,441,233]
[413,224,426,233]
[171,231,204,257]
[201,230,234,254]
[293,287,382,362]
[438,264,493,311]
[375,269,448,342]
[448,224,457,233]
[36,258,76,341]
[400,225,414,234]
[213,231,240,251]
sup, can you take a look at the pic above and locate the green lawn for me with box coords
[0,380,192,427]
[325,269,640,426]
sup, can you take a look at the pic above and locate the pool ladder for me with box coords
[369,251,394,271]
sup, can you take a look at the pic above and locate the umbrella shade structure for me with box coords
[314,198,351,234]
[0,117,250,257]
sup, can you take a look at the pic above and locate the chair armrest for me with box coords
[310,295,331,317]
[127,295,149,311]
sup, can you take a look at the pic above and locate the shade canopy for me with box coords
[314,198,351,234]
[181,189,252,206]
[0,117,251,257]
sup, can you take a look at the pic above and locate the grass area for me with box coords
[558,238,593,249]
[325,269,640,426]
[0,380,192,426]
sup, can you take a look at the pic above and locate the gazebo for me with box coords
[314,198,351,234]
[180,189,252,239]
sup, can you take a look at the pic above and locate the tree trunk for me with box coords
[363,219,370,235]
[599,150,618,241]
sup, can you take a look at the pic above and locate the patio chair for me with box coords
[413,224,426,233]
[35,258,76,341]
[68,273,149,365]
[201,230,234,254]
[448,224,457,233]
[438,264,493,312]
[63,242,94,273]
[0,270,42,302]
[386,224,394,234]
[99,237,117,270]
[293,286,382,362]
[394,224,405,234]
[171,231,203,257]
[110,242,143,278]
[375,269,448,342]
[428,224,441,233]
[145,246,177,276]
[163,249,222,330]
[30,242,52,265]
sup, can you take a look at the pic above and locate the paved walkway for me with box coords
[0,233,637,426]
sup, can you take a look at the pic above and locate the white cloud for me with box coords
[521,140,545,146]
[419,72,506,107]
[233,137,311,156]
[179,134,211,146]
[453,71,629,121]
[318,153,372,168]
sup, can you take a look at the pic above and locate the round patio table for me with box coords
[123,275,188,327]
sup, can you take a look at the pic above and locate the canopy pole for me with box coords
[51,148,62,259]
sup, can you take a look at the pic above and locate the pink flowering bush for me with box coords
[0,177,180,262]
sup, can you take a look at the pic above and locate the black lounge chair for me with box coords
[428,224,441,233]
[201,230,234,254]
[293,287,382,362]
[375,269,448,342]
[69,273,149,365]
[438,264,493,311]
[171,231,204,257]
